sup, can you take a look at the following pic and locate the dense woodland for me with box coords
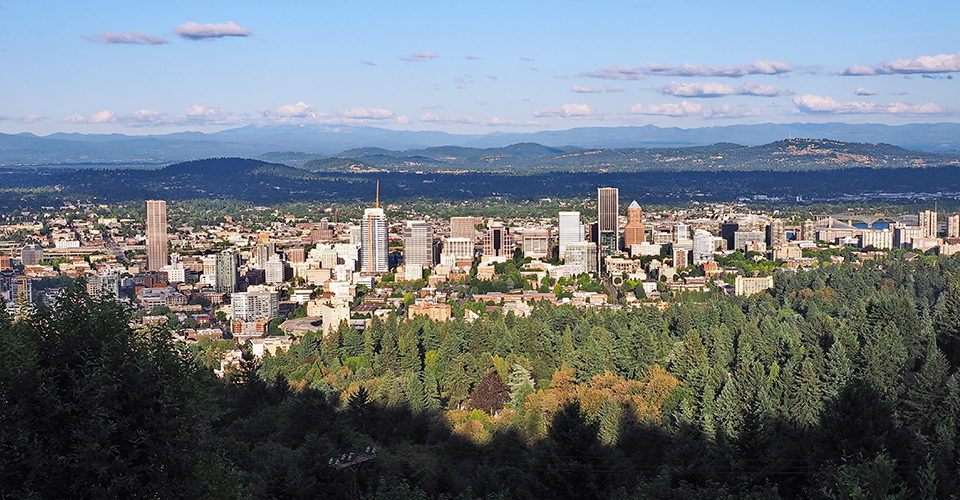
[5,157,960,212]
[4,252,960,499]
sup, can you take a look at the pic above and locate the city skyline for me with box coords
[3,1,960,136]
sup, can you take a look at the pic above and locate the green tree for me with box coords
[0,282,236,499]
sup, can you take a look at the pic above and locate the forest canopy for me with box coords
[4,252,960,499]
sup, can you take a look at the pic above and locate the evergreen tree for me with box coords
[933,274,960,367]
[823,340,854,401]
[788,357,823,429]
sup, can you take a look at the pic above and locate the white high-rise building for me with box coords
[232,291,279,322]
[692,229,714,265]
[361,208,388,273]
[920,210,938,238]
[403,220,434,280]
[564,241,598,274]
[265,255,285,284]
[253,242,276,269]
[558,211,582,257]
[521,228,551,259]
[674,223,691,242]
[949,215,960,239]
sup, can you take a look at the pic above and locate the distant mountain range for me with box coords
[304,139,960,173]
[4,122,960,167]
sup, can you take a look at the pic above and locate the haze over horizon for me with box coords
[3,1,960,137]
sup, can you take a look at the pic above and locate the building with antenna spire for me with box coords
[361,181,388,273]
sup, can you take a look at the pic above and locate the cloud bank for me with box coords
[839,51,960,75]
[793,95,946,114]
[533,103,596,118]
[84,31,169,45]
[400,51,438,62]
[583,59,794,80]
[656,81,793,98]
[630,101,764,118]
[173,21,251,40]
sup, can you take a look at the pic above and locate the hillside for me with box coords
[293,139,959,173]
[5,122,960,167]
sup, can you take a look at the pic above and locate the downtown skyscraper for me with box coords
[597,187,619,259]
[146,200,167,271]
[558,211,582,257]
[361,184,389,273]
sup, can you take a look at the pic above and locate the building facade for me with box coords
[623,201,645,248]
[232,291,279,322]
[403,220,434,279]
[482,222,515,258]
[521,228,551,259]
[597,187,619,258]
[949,215,960,239]
[360,207,388,273]
[450,216,477,240]
[920,210,938,238]
[558,211,582,257]
[692,229,714,265]
[215,250,238,294]
[146,200,168,271]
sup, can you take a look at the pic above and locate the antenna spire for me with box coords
[376,180,380,208]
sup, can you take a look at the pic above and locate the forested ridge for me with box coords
[4,252,960,499]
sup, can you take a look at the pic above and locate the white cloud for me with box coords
[581,65,646,81]
[396,116,412,125]
[630,101,764,118]
[464,55,482,60]
[519,57,534,62]
[737,81,793,97]
[361,60,376,66]
[420,113,480,124]
[793,94,946,114]
[533,103,596,118]
[173,21,251,40]
[336,108,394,119]
[17,115,45,123]
[83,31,169,45]
[604,86,625,93]
[657,82,735,97]
[400,51,438,62]
[657,81,791,98]
[838,51,960,75]
[261,101,320,119]
[419,113,537,127]
[854,88,878,96]
[583,59,795,80]
[572,85,603,93]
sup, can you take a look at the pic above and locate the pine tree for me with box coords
[900,344,951,435]
[789,357,823,429]
[933,274,960,366]
[824,340,853,401]
[598,398,622,445]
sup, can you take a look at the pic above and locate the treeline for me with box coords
[7,159,960,211]
[4,252,960,499]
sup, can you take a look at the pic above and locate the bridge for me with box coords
[817,214,899,229]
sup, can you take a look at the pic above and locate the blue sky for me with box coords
[2,0,960,135]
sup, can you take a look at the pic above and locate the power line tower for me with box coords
[329,447,377,500]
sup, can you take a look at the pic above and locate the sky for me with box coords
[2,0,960,136]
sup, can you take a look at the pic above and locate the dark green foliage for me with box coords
[6,251,960,499]
[0,282,234,499]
